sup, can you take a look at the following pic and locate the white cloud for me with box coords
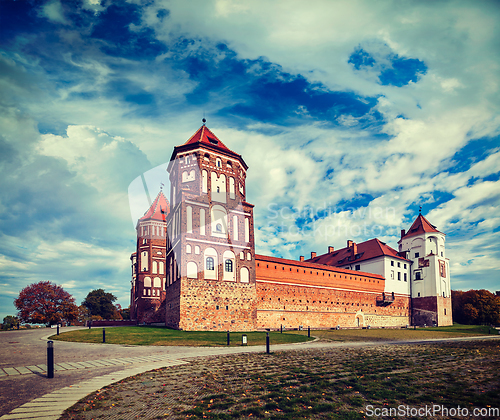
[39,0,70,25]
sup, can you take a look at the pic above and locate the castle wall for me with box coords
[255,255,411,329]
[412,296,452,326]
[176,278,257,331]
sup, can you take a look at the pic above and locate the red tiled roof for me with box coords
[183,125,233,153]
[306,238,409,267]
[256,254,384,280]
[402,214,441,239]
[170,125,248,170]
[139,191,170,222]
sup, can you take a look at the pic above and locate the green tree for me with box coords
[82,289,118,319]
[2,315,19,330]
[14,281,78,326]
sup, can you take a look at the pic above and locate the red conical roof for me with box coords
[169,124,248,170]
[139,191,170,222]
[182,125,233,153]
[402,214,440,239]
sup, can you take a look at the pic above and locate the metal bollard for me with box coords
[308,326,310,338]
[266,332,270,354]
[47,341,54,378]
[103,328,106,343]
[227,331,230,346]
[57,324,59,335]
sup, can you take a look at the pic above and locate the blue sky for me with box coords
[1,0,499,320]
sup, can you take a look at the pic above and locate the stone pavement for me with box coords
[1,328,499,420]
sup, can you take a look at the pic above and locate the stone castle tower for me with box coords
[130,190,170,323]
[164,124,258,331]
[398,213,452,326]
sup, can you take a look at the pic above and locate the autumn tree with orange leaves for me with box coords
[452,289,500,325]
[14,281,79,326]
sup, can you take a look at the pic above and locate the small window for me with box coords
[404,273,407,282]
[441,252,443,256]
[398,272,401,281]
[418,292,421,297]
[415,271,421,280]
[225,259,233,272]
[216,223,222,232]
[391,261,394,266]
[397,262,401,268]
[355,265,360,271]
[206,257,215,270]
[216,305,219,310]
[404,264,407,269]
[415,252,420,258]
[208,136,218,145]
[216,158,222,167]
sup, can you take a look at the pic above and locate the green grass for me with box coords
[60,340,500,419]
[292,323,495,342]
[50,326,314,346]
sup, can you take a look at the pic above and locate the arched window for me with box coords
[204,247,217,280]
[216,158,221,167]
[187,262,198,279]
[152,261,158,274]
[159,261,164,275]
[211,205,227,236]
[186,244,192,254]
[154,277,161,288]
[144,276,151,287]
[240,267,249,283]
[223,250,235,281]
[206,257,214,270]
[186,206,192,233]
[202,170,208,193]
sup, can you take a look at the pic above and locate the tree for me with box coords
[82,289,118,319]
[2,315,19,330]
[452,289,500,325]
[14,281,78,326]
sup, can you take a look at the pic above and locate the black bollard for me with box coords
[308,326,310,338]
[88,321,91,329]
[266,332,270,354]
[227,331,230,346]
[47,341,54,378]
[103,328,106,343]
[57,324,59,335]
[280,324,282,334]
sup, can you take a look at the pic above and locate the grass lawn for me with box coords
[291,324,497,342]
[60,339,500,419]
[50,326,314,346]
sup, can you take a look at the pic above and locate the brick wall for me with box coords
[176,278,258,331]
[412,296,452,326]
[256,255,411,329]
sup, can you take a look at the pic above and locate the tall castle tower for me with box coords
[398,212,452,326]
[130,191,170,323]
[164,124,258,331]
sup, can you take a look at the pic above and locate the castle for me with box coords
[130,124,452,330]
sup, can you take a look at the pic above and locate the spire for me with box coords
[139,190,170,222]
[402,213,441,239]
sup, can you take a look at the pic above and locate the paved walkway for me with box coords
[1,329,499,420]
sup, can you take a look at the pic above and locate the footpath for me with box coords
[1,329,499,420]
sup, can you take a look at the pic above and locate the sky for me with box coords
[0,0,499,321]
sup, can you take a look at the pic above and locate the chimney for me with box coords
[401,229,405,239]
[352,242,357,255]
[347,240,353,248]
[328,246,334,253]
[299,256,304,262]
[311,252,316,259]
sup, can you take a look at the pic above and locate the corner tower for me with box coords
[398,213,452,326]
[164,124,257,331]
[130,190,170,323]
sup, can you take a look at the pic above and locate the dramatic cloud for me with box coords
[0,0,499,319]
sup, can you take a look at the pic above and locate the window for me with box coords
[404,264,407,269]
[415,271,421,280]
[441,252,443,256]
[418,292,421,297]
[206,257,214,270]
[355,264,360,271]
[397,262,401,268]
[216,158,221,167]
[415,252,420,258]
[391,261,394,266]
[216,223,222,232]
[398,272,401,281]
[225,259,233,272]
[404,273,407,282]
